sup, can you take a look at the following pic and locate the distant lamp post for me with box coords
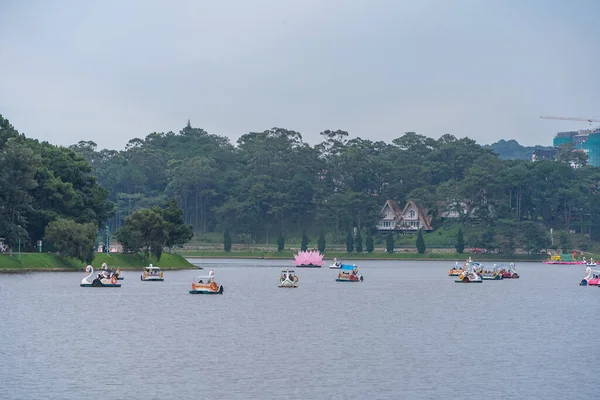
[105,224,110,254]
[17,225,21,259]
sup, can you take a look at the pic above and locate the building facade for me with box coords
[376,200,433,232]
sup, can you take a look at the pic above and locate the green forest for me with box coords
[2,113,599,258]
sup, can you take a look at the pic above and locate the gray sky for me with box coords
[1,0,599,150]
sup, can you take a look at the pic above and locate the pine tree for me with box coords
[317,230,326,253]
[455,228,465,254]
[224,230,232,252]
[366,231,374,253]
[386,233,394,253]
[277,232,285,252]
[355,231,363,252]
[301,230,310,251]
[346,231,354,252]
[416,229,426,254]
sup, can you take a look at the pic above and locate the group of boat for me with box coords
[80,252,365,293]
[80,264,224,294]
[543,254,596,266]
[449,257,520,283]
[278,257,364,288]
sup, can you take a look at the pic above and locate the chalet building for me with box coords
[376,200,433,232]
[437,201,468,219]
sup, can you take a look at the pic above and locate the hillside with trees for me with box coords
[485,139,554,161]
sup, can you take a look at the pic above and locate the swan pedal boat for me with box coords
[279,269,299,288]
[141,264,164,281]
[449,262,466,276]
[329,258,342,269]
[480,266,504,280]
[499,263,519,279]
[336,264,363,282]
[580,267,600,286]
[455,267,482,283]
[80,265,121,287]
[586,258,597,267]
[190,270,223,294]
[101,262,123,280]
[450,258,482,276]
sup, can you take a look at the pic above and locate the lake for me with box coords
[0,259,598,399]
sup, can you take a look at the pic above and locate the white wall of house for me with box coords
[377,220,396,230]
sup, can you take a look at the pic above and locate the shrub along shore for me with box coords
[0,253,196,272]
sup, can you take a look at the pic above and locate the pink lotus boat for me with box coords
[293,250,324,268]
[580,267,600,286]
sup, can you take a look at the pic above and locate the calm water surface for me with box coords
[0,259,598,399]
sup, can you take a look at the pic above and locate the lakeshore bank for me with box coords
[179,250,548,262]
[0,253,196,273]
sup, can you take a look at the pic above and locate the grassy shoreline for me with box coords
[0,252,197,273]
[178,250,548,262]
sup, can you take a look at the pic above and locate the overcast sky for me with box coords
[1,0,599,150]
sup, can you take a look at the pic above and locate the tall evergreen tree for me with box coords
[317,229,326,253]
[455,228,465,254]
[355,231,363,252]
[346,231,354,252]
[386,233,394,253]
[365,231,374,253]
[300,230,310,251]
[416,229,426,254]
[277,232,285,252]
[224,230,232,252]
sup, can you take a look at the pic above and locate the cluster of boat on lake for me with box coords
[448,257,520,283]
[79,251,365,293]
[541,254,600,286]
[78,251,600,290]
[80,263,225,293]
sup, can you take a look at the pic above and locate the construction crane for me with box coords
[540,116,600,127]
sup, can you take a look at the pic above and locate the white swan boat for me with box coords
[80,265,121,287]
[102,262,123,280]
[278,269,299,288]
[141,264,164,281]
[455,265,482,283]
[580,267,600,286]
[329,258,342,269]
[585,257,597,267]
[190,270,224,294]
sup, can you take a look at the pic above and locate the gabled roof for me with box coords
[380,200,403,219]
[379,199,433,230]
[399,199,433,230]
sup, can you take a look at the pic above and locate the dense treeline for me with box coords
[64,120,600,251]
[0,115,113,255]
[3,112,598,254]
